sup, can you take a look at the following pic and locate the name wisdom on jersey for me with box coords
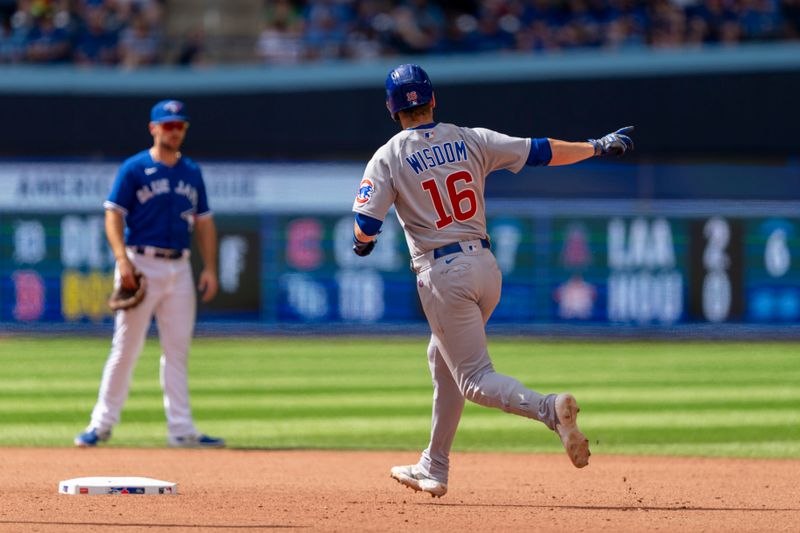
[405,140,468,175]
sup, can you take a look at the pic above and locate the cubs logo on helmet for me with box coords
[356,178,374,204]
[406,91,418,103]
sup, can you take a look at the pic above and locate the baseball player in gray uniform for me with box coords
[74,100,224,449]
[352,64,634,497]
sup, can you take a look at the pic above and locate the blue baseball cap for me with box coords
[150,99,189,124]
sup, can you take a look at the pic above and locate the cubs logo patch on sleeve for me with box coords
[356,178,375,204]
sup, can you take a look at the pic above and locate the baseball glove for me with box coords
[108,272,147,311]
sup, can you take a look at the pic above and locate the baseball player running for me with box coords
[74,100,224,448]
[352,64,634,497]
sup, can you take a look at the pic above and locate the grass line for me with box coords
[0,337,798,457]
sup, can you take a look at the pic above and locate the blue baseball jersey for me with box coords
[104,150,210,250]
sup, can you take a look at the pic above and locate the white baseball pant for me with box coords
[88,248,198,439]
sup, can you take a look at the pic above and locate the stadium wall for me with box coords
[1,160,798,338]
[0,44,798,159]
[2,45,798,337]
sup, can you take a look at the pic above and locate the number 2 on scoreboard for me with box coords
[420,170,478,230]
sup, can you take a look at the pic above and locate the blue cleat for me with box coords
[168,433,225,448]
[74,428,111,448]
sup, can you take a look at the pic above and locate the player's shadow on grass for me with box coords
[421,503,800,512]
[0,521,305,529]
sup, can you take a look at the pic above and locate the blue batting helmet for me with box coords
[385,64,433,121]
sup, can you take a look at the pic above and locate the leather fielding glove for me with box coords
[108,271,147,311]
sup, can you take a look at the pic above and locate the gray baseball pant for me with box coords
[413,247,556,484]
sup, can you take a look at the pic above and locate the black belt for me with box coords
[432,238,491,259]
[133,246,184,260]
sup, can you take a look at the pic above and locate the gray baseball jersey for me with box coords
[352,122,530,258]
[353,121,561,486]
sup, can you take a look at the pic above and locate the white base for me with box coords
[59,476,178,495]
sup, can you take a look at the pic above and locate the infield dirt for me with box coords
[1,448,797,532]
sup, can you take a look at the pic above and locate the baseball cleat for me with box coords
[168,433,226,448]
[390,465,447,498]
[554,393,590,468]
[74,428,111,448]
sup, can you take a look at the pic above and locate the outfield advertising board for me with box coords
[4,211,795,326]
[0,162,798,327]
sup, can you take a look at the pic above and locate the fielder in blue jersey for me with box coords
[75,99,225,448]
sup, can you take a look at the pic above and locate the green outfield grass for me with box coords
[0,336,798,458]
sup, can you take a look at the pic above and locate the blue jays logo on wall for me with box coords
[356,178,374,204]
[163,100,183,114]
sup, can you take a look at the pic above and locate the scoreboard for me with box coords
[3,208,797,327]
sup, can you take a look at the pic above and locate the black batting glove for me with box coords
[353,236,376,257]
[589,126,635,157]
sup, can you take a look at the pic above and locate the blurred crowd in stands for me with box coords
[0,0,168,66]
[256,0,800,63]
[1,0,799,67]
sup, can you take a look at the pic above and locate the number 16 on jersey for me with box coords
[420,171,478,230]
